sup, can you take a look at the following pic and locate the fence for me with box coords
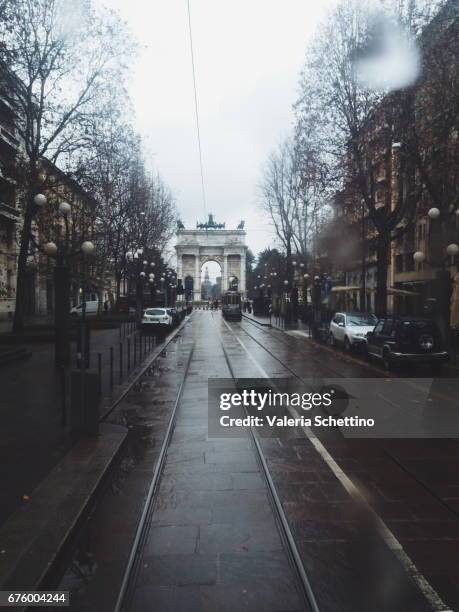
[61,320,162,429]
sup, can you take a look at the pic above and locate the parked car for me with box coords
[141,307,172,330]
[365,316,449,371]
[70,300,99,317]
[329,312,377,351]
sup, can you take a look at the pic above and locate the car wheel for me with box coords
[382,349,393,372]
[344,336,351,352]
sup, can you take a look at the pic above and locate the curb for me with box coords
[0,423,127,595]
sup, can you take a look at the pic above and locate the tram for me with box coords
[221,291,242,321]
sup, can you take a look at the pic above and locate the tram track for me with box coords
[219,315,453,612]
[114,310,319,612]
[212,312,319,612]
[113,336,197,612]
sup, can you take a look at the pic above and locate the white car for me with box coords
[329,312,377,351]
[70,300,99,317]
[141,307,172,330]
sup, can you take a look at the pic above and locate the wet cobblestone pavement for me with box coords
[59,311,459,611]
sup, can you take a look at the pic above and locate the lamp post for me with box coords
[360,198,366,312]
[39,197,76,367]
[412,207,459,344]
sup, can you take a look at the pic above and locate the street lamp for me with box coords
[446,243,459,257]
[43,242,58,256]
[413,251,426,263]
[59,201,71,216]
[81,241,95,256]
[34,193,47,207]
[428,207,441,220]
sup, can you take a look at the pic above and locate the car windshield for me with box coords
[347,314,377,326]
[145,309,165,316]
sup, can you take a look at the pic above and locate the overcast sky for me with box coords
[101,0,334,257]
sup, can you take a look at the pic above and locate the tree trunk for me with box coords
[375,236,389,317]
[12,193,34,333]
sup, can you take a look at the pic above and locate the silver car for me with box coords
[329,312,377,351]
[141,308,172,329]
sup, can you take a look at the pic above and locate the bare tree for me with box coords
[295,0,447,314]
[259,140,298,283]
[0,0,133,330]
[259,137,328,284]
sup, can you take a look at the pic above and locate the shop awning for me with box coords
[387,287,419,296]
[331,286,375,293]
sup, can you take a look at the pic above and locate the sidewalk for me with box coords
[0,322,150,527]
[242,312,311,335]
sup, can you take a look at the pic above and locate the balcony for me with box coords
[0,122,20,152]
[0,201,20,223]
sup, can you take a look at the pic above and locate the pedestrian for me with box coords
[104,300,109,316]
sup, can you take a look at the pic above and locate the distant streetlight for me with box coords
[446,243,459,257]
[43,242,58,256]
[81,241,95,256]
[59,201,71,216]
[34,193,47,207]
[428,207,441,220]
[413,251,426,263]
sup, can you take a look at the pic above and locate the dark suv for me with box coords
[365,317,449,371]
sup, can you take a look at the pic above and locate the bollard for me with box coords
[97,352,102,396]
[119,342,123,383]
[110,346,114,389]
[127,337,131,372]
[134,333,137,366]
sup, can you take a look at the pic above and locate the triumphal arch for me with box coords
[175,215,247,301]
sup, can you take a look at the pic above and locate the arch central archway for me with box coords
[201,260,222,301]
[175,221,247,303]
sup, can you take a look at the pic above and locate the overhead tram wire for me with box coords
[187,0,208,221]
